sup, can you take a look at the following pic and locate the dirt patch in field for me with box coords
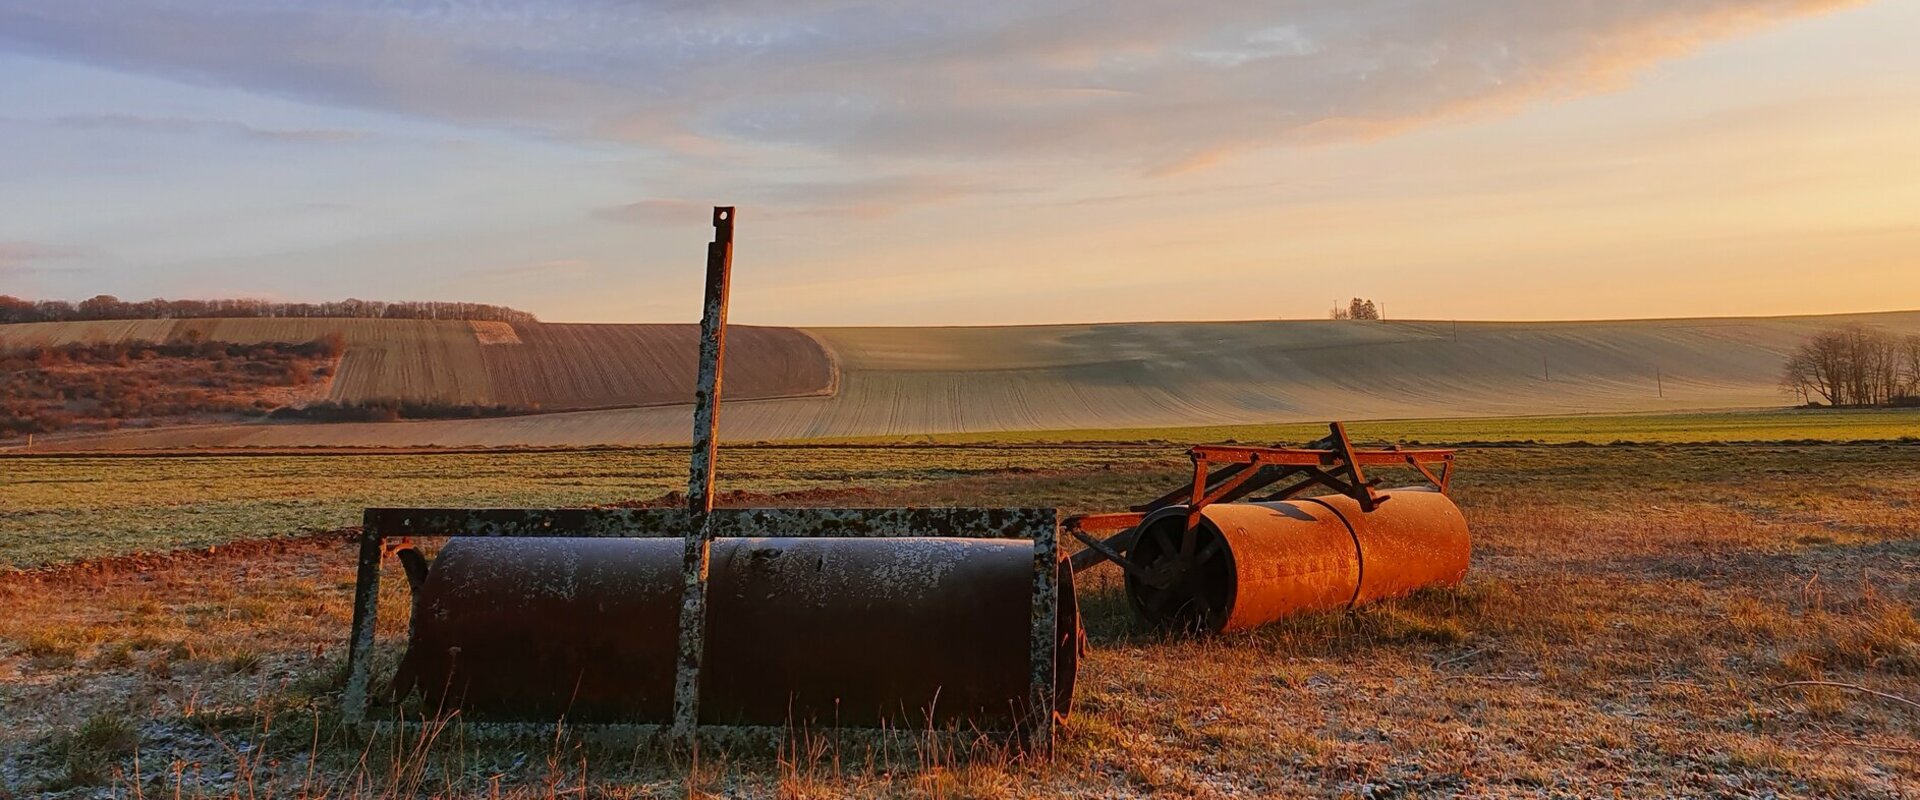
[467,320,522,345]
[0,529,354,584]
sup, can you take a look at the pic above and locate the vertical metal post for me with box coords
[342,509,383,723]
[1026,515,1059,754]
[672,206,734,749]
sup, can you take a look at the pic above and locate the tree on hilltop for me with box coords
[1330,298,1380,321]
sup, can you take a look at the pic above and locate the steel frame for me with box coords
[343,505,1063,751]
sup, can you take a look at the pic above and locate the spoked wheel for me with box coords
[1123,512,1234,633]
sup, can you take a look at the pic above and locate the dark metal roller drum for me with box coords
[396,537,1079,729]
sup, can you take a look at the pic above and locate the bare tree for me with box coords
[1902,334,1920,400]
[1779,350,1822,405]
[1781,325,1911,406]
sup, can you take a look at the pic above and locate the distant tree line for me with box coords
[0,295,538,325]
[1329,298,1381,321]
[1780,325,1920,407]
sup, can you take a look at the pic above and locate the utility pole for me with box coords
[1657,369,1664,398]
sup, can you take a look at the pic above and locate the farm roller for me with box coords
[1061,428,1470,634]
[339,207,1472,752]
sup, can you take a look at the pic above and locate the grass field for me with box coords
[821,407,1920,446]
[3,407,1917,568]
[2,439,1917,796]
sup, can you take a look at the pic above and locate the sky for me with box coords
[1,0,1917,326]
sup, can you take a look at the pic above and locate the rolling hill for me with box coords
[10,310,1920,450]
[0,318,836,411]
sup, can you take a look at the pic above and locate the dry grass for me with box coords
[1,443,1917,796]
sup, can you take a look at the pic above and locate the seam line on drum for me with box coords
[1299,496,1364,609]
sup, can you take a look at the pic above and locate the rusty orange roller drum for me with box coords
[1124,488,1470,633]
[396,537,1079,729]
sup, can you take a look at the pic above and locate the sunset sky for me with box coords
[2,1,1917,325]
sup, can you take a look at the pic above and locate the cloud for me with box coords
[50,114,367,143]
[0,241,81,262]
[756,175,1000,218]
[0,1,1860,176]
[0,240,90,278]
[468,258,597,281]
[596,175,999,225]
[592,199,713,226]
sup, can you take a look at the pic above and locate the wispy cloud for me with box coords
[591,199,712,226]
[468,258,597,281]
[0,1,1859,177]
[757,175,1001,218]
[598,175,1001,224]
[0,240,91,278]
[49,114,367,143]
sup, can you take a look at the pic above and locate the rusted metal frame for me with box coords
[1323,422,1383,511]
[342,509,384,724]
[1186,445,1457,467]
[1179,453,1211,560]
[674,206,735,749]
[1300,466,1368,502]
[1205,464,1304,506]
[1062,513,1146,574]
[359,507,1056,539]
[1062,512,1146,538]
[1131,438,1456,513]
[1067,527,1149,580]
[1251,470,1325,503]
[1404,454,1455,494]
[1064,461,1306,574]
[1026,513,1059,754]
[1129,460,1254,512]
[342,505,1062,746]
[1191,456,1271,510]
